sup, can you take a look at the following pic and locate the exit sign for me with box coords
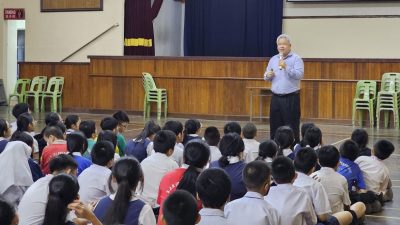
[4,8,25,20]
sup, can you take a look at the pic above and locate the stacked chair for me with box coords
[352,80,377,128]
[40,76,64,112]
[142,72,168,121]
[24,76,48,112]
[9,78,31,104]
[376,73,400,129]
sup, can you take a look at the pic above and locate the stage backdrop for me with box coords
[184,0,283,57]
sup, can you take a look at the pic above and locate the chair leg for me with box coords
[352,106,357,127]
[358,110,363,127]
[41,96,45,112]
[384,111,389,128]
[59,97,62,113]
[157,100,162,121]
[34,94,39,112]
[147,103,151,118]
[369,108,374,128]
[52,97,57,112]
[164,100,168,119]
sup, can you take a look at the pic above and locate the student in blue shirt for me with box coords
[182,119,202,146]
[67,132,92,176]
[210,133,247,201]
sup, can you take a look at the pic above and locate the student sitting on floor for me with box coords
[140,130,178,208]
[78,141,115,204]
[293,122,315,153]
[17,112,40,160]
[67,132,92,176]
[93,157,156,225]
[182,119,202,146]
[210,133,247,201]
[10,102,30,134]
[223,121,241,135]
[297,126,323,152]
[163,120,185,166]
[265,156,317,225]
[255,140,278,168]
[0,119,12,153]
[125,120,161,162]
[113,110,130,155]
[100,117,121,156]
[312,146,366,223]
[97,130,121,161]
[64,114,81,135]
[34,112,62,159]
[204,126,221,162]
[351,128,371,157]
[355,139,395,213]
[40,125,68,175]
[0,197,19,225]
[79,120,97,158]
[196,168,231,225]
[274,126,295,160]
[242,123,260,163]
[162,190,200,225]
[225,160,280,225]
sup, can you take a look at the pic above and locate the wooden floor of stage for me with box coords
[2,106,399,225]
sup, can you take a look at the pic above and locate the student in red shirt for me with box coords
[157,140,210,225]
[40,124,67,174]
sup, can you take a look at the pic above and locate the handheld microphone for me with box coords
[279,53,283,70]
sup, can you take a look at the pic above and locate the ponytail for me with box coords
[218,133,244,168]
[176,166,200,196]
[43,195,68,225]
[103,180,132,225]
[135,120,160,144]
[183,119,201,144]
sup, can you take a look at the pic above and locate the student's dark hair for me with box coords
[256,140,278,161]
[318,145,340,168]
[374,139,395,160]
[45,112,61,126]
[183,119,201,144]
[163,120,184,136]
[97,130,117,149]
[196,168,231,208]
[113,110,130,123]
[300,122,315,139]
[79,120,96,139]
[10,130,34,147]
[135,120,161,144]
[351,129,369,149]
[64,115,80,129]
[16,112,33,132]
[100,117,119,131]
[176,140,210,196]
[53,121,66,134]
[163,190,198,225]
[271,156,296,184]
[49,154,78,174]
[243,160,271,190]
[91,141,115,166]
[12,102,29,119]
[103,158,144,225]
[242,123,257,139]
[44,126,64,139]
[294,147,317,174]
[67,132,88,155]
[0,197,16,225]
[0,119,9,137]
[153,130,176,154]
[274,126,295,155]
[223,121,241,135]
[302,126,322,148]
[43,174,79,225]
[218,133,244,168]
[204,126,220,146]
[339,140,360,161]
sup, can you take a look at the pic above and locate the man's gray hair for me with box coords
[276,34,291,44]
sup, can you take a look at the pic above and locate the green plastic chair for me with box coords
[352,80,377,127]
[40,76,64,112]
[24,76,48,112]
[142,72,167,121]
[9,78,31,104]
[376,73,400,129]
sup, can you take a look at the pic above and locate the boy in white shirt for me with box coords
[355,139,395,213]
[312,146,366,224]
[197,168,231,225]
[204,126,221,162]
[140,130,178,208]
[225,160,280,225]
[265,156,317,225]
[78,141,115,204]
[294,147,354,225]
[242,123,260,162]
[163,120,185,166]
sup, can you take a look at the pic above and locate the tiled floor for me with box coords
[2,107,399,224]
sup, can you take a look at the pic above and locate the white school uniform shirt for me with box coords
[25,131,39,153]
[209,145,222,162]
[147,141,154,156]
[311,167,351,213]
[265,184,317,225]
[198,208,229,225]
[18,174,54,225]
[140,152,179,207]
[78,164,112,204]
[293,172,332,216]
[355,156,390,195]
[171,143,184,166]
[225,191,280,225]
[243,138,260,163]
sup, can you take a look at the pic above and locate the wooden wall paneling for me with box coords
[322,62,356,80]
[333,82,355,120]
[89,77,114,109]
[317,82,334,119]
[304,62,322,79]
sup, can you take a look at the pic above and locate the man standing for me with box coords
[264,34,304,143]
